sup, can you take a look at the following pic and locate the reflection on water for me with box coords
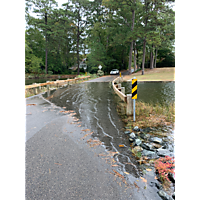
[122,82,175,105]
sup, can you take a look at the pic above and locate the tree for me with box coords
[102,0,138,74]
[25,0,58,74]
[25,37,43,74]
[64,0,90,75]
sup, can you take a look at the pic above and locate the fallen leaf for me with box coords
[55,163,62,166]
[49,169,51,174]
[146,168,152,171]
[78,125,81,127]
[113,170,125,179]
[134,182,140,192]
[124,172,129,175]
[154,176,158,180]
[119,144,125,147]
[140,177,147,183]
[27,104,36,106]
[82,129,90,132]
[81,132,93,139]
[112,164,118,167]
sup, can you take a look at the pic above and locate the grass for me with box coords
[116,100,175,130]
[123,67,175,82]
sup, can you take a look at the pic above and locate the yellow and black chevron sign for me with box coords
[132,79,137,99]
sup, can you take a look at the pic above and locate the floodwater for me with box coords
[25,77,70,85]
[122,81,175,105]
[43,82,142,178]
[42,81,175,197]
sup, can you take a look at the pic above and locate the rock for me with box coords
[158,190,172,200]
[129,137,135,143]
[133,146,143,152]
[151,142,162,149]
[168,172,175,183]
[141,143,155,151]
[150,137,163,144]
[139,133,150,140]
[142,149,158,159]
[135,138,142,146]
[129,132,136,138]
[172,192,175,199]
[133,126,140,131]
[156,148,172,157]
[124,130,131,135]
[150,181,163,189]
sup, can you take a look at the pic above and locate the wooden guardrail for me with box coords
[112,76,133,115]
[25,76,91,89]
[112,77,127,103]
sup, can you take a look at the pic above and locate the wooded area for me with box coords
[25,0,175,75]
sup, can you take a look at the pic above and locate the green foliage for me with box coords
[97,70,104,76]
[25,0,175,75]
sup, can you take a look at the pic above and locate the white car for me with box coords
[110,69,119,75]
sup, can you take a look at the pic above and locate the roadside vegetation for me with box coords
[117,100,175,130]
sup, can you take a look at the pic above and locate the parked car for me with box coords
[110,69,119,75]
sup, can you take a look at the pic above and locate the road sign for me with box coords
[132,77,137,122]
[98,65,102,70]
[132,78,137,99]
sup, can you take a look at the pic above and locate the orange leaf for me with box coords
[81,129,90,132]
[55,163,62,166]
[146,168,152,171]
[154,176,158,180]
[124,172,129,175]
[140,177,147,183]
[112,164,118,167]
[119,144,125,147]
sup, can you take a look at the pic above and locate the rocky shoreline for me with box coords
[125,126,175,200]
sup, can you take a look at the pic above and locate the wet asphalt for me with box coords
[26,75,161,200]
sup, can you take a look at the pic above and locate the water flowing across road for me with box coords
[42,79,175,199]
[43,81,143,178]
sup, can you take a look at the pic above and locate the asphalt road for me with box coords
[86,70,129,82]
[26,96,137,199]
[25,73,161,200]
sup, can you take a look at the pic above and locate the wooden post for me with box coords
[121,87,125,95]
[126,94,133,115]
[118,83,121,90]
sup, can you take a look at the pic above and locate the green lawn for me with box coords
[123,67,175,81]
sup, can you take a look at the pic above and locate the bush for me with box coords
[97,70,104,76]
[48,71,53,75]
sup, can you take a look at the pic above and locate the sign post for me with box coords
[132,77,137,122]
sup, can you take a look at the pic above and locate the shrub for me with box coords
[48,71,53,75]
[154,156,175,183]
[97,70,104,76]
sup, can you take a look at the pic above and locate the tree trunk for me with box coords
[134,41,137,72]
[137,49,139,70]
[77,36,80,75]
[150,45,154,69]
[45,12,48,74]
[154,48,158,68]
[142,38,146,75]
[128,9,135,74]
[128,40,134,74]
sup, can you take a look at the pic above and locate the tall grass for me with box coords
[116,99,175,129]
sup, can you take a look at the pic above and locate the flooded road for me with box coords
[42,79,174,199]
